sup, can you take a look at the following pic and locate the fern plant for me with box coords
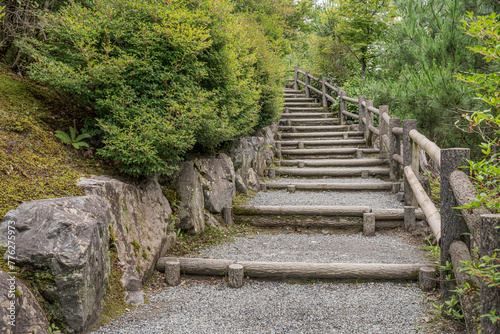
[54,127,91,149]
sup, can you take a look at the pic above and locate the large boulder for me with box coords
[78,176,174,305]
[0,270,50,334]
[168,161,205,234]
[0,195,110,333]
[194,153,236,213]
[230,124,277,188]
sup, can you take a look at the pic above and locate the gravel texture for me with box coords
[246,190,403,209]
[92,281,427,334]
[196,233,429,265]
[271,177,390,184]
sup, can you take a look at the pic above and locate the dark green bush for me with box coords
[18,0,283,176]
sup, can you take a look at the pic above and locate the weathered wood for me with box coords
[235,215,362,228]
[393,154,403,165]
[358,95,366,134]
[269,168,276,179]
[280,148,357,155]
[404,166,441,242]
[276,167,390,177]
[343,96,359,104]
[404,206,416,232]
[238,261,424,280]
[419,267,436,292]
[287,185,296,193]
[368,125,380,136]
[450,169,490,240]
[390,118,401,180]
[372,208,425,220]
[279,158,388,167]
[411,139,420,208]
[403,120,417,206]
[157,257,234,275]
[160,258,425,280]
[222,207,233,227]
[363,213,376,236]
[480,214,500,334]
[228,264,244,288]
[409,129,441,168]
[280,131,364,138]
[342,110,360,120]
[440,148,471,303]
[164,260,181,286]
[367,106,380,116]
[339,90,347,125]
[449,240,481,333]
[392,127,403,136]
[324,81,339,93]
[293,66,299,90]
[305,71,310,98]
[234,205,370,216]
[262,182,392,191]
[379,106,389,160]
[321,78,328,108]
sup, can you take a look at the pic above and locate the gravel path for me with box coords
[92,281,427,334]
[196,233,429,264]
[246,190,403,209]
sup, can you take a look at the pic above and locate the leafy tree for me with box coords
[315,0,395,76]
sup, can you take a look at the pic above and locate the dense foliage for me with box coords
[17,0,290,176]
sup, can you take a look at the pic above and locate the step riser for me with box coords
[263,183,392,191]
[284,103,323,108]
[278,139,366,146]
[157,257,423,281]
[280,113,332,118]
[236,215,402,231]
[279,132,364,139]
[284,98,317,103]
[279,120,341,126]
[279,126,350,132]
[278,159,388,167]
[276,169,390,177]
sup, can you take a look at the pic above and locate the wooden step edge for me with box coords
[263,182,392,191]
[157,257,430,280]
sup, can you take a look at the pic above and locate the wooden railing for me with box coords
[291,67,499,333]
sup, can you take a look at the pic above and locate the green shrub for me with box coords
[18,0,283,177]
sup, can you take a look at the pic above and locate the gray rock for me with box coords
[235,174,248,195]
[0,195,110,333]
[167,162,205,234]
[78,176,174,304]
[230,124,277,188]
[0,270,50,334]
[247,168,260,192]
[204,212,223,230]
[194,154,235,213]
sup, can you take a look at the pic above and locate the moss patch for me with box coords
[91,247,128,330]
[0,64,114,219]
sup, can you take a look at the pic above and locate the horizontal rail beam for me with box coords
[409,129,441,168]
[404,166,441,241]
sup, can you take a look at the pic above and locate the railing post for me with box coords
[358,95,366,135]
[379,105,389,159]
[321,78,328,108]
[480,214,500,334]
[305,71,310,98]
[440,148,471,303]
[365,100,374,147]
[403,119,417,206]
[389,118,401,181]
[293,66,298,90]
[339,90,347,125]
